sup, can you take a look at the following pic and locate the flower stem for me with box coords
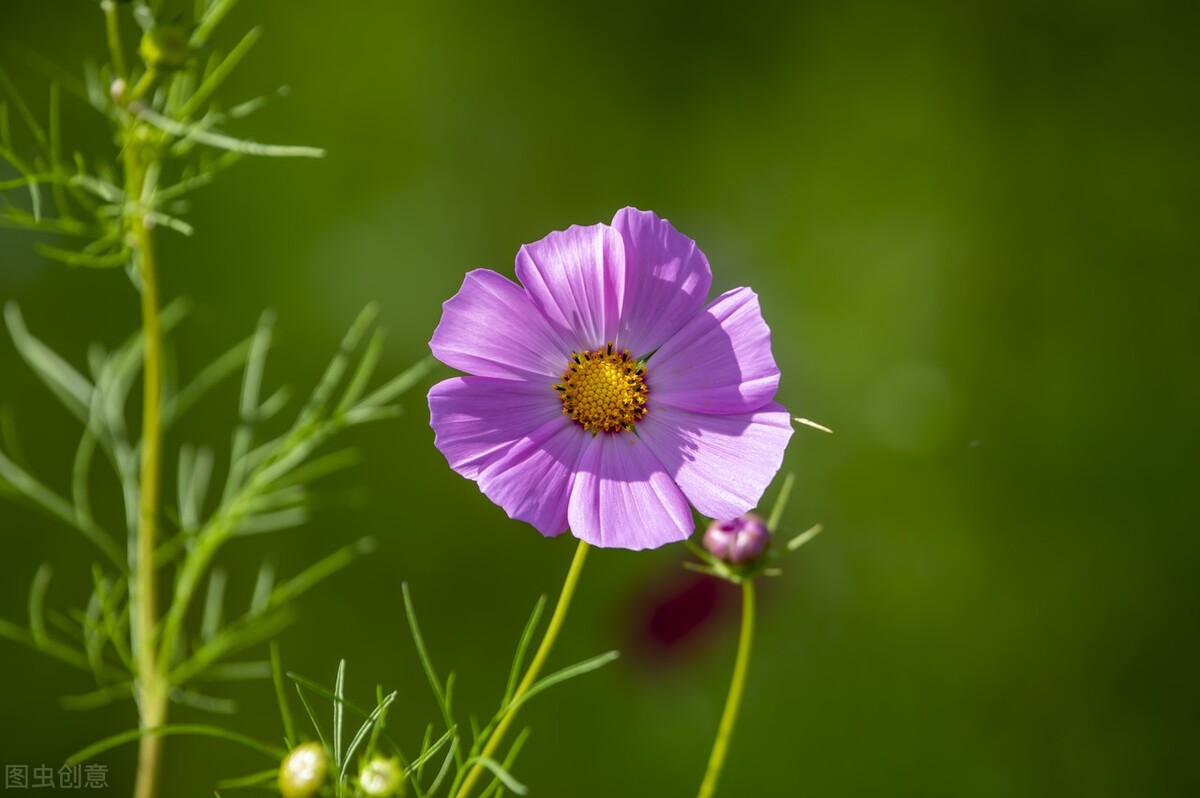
[453,539,590,798]
[697,579,756,798]
[102,0,127,81]
[126,137,167,798]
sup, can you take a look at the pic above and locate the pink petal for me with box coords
[430,269,574,380]
[476,418,589,537]
[611,208,712,357]
[515,223,625,351]
[568,433,693,550]
[637,403,793,520]
[428,376,563,480]
[647,287,780,414]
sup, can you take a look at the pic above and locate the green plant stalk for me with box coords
[697,579,756,798]
[102,1,128,80]
[125,135,168,798]
[453,540,590,798]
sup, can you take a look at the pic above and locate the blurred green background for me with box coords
[2,1,1198,795]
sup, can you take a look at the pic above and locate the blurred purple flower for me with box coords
[428,208,792,550]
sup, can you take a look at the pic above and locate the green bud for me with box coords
[138,26,192,70]
[358,756,404,797]
[278,742,329,798]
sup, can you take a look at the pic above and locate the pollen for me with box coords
[556,342,648,433]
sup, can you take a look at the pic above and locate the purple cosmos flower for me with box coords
[427,208,792,550]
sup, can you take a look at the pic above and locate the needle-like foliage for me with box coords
[0,4,432,797]
[0,298,433,710]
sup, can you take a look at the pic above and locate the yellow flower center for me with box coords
[556,343,648,433]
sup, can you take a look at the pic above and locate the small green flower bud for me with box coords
[703,513,770,565]
[358,756,404,797]
[138,26,192,70]
[278,742,329,798]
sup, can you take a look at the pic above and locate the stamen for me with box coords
[557,345,649,433]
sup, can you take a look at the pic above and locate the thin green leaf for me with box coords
[503,597,546,710]
[169,607,295,686]
[177,26,262,120]
[341,690,397,778]
[71,426,99,535]
[357,355,436,409]
[33,242,130,268]
[335,328,385,415]
[61,682,134,711]
[0,616,113,675]
[505,651,620,715]
[478,727,533,798]
[215,769,277,790]
[340,404,402,425]
[171,688,237,714]
[766,471,795,531]
[244,484,307,514]
[267,538,374,608]
[404,726,456,778]
[270,642,297,746]
[222,310,274,505]
[0,206,90,236]
[424,738,457,797]
[0,406,28,468]
[250,560,275,615]
[233,507,308,536]
[333,659,345,771]
[256,385,291,422]
[297,304,378,429]
[67,724,284,765]
[0,449,124,568]
[201,568,227,643]
[293,683,327,749]
[163,335,254,426]
[154,151,241,202]
[192,0,242,46]
[0,64,48,149]
[402,583,458,745]
[28,563,52,648]
[68,173,123,202]
[202,660,271,681]
[266,449,361,492]
[416,725,434,782]
[0,100,9,145]
[136,106,325,158]
[4,302,93,420]
[462,757,527,796]
[787,523,825,552]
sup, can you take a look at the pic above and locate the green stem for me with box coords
[102,0,128,81]
[125,135,167,798]
[697,579,756,798]
[453,539,590,798]
[126,68,158,106]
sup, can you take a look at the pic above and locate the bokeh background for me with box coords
[2,1,1198,795]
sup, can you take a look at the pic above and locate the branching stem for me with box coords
[126,134,168,798]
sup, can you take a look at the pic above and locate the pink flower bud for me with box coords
[703,513,770,565]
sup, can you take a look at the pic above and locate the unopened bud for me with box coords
[703,513,770,565]
[110,78,127,101]
[278,742,328,798]
[358,756,404,797]
[138,26,192,70]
